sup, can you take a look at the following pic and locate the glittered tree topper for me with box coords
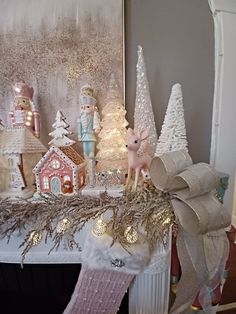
[134,46,158,157]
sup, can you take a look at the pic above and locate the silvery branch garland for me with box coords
[0,182,174,265]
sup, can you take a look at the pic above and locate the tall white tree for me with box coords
[134,45,158,157]
[49,111,75,147]
[155,83,188,155]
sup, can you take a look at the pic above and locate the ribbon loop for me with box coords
[150,150,231,235]
[150,150,192,191]
[174,163,219,199]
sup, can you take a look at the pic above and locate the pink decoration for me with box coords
[9,81,40,137]
[33,111,40,138]
[13,82,34,100]
[64,265,134,314]
[33,146,86,195]
[125,128,152,190]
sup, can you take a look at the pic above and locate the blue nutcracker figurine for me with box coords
[77,85,100,158]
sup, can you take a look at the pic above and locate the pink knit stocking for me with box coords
[63,265,134,314]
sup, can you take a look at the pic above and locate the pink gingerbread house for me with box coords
[33,145,86,195]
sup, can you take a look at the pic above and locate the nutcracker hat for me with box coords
[79,84,96,106]
[13,82,34,100]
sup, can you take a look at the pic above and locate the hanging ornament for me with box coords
[124,226,138,244]
[56,217,71,234]
[28,231,42,246]
[92,215,107,236]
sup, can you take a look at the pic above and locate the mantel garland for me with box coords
[0,182,174,264]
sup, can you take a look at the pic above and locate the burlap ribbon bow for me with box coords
[150,150,231,314]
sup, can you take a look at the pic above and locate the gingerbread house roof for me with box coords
[60,146,84,165]
[33,145,85,173]
[0,126,47,154]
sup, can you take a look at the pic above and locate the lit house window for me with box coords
[51,159,60,169]
[43,177,49,189]
[64,175,70,182]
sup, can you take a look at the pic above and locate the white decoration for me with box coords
[209,0,236,213]
[0,126,46,197]
[86,157,96,188]
[49,111,75,147]
[129,230,172,314]
[134,45,158,157]
[96,72,128,172]
[155,83,188,155]
[82,229,150,275]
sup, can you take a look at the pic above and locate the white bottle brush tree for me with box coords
[96,73,129,172]
[49,111,75,147]
[155,83,188,155]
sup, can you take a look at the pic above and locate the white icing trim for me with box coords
[33,146,83,173]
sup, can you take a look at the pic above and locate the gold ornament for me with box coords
[92,215,107,236]
[28,231,42,246]
[56,218,71,234]
[163,216,172,225]
[124,226,138,244]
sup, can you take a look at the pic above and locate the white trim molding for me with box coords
[209,0,236,15]
[209,0,236,222]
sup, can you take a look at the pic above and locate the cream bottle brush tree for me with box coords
[96,73,128,172]
[155,83,188,155]
[134,45,158,157]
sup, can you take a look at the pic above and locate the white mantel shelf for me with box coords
[0,224,89,264]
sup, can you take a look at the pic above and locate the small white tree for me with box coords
[49,111,75,147]
[155,83,188,155]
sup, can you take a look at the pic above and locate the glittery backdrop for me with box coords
[0,0,124,146]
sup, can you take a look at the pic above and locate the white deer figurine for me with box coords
[125,128,152,191]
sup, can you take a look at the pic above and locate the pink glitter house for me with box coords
[33,145,86,195]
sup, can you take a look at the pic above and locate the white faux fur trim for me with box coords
[82,231,151,274]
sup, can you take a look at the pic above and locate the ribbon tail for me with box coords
[170,226,229,314]
[169,225,208,314]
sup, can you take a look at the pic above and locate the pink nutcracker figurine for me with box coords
[9,82,40,137]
